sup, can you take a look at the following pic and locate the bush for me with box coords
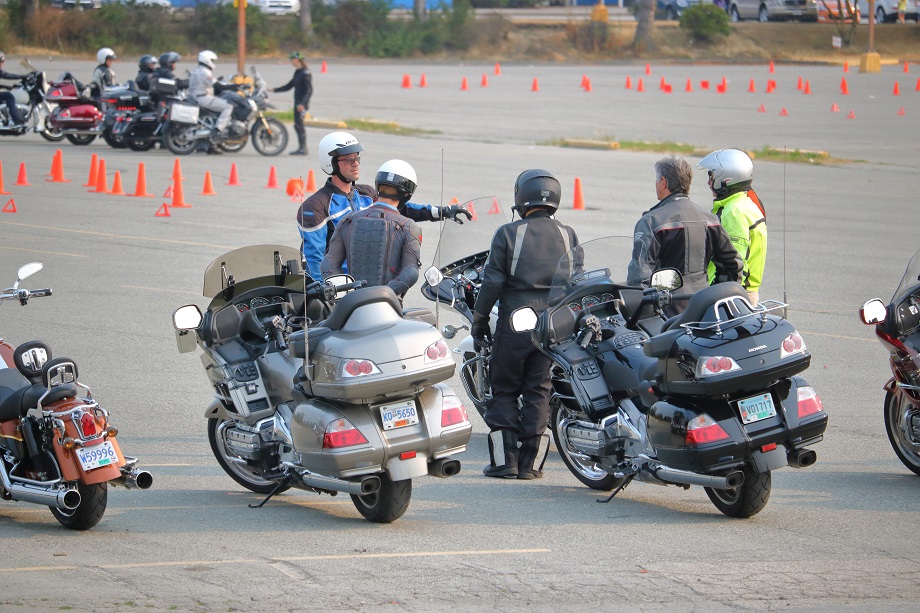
[679,4,730,42]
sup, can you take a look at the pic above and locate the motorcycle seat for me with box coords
[0,380,78,420]
[320,286,402,332]
[403,307,436,327]
[661,282,748,332]
[644,329,685,359]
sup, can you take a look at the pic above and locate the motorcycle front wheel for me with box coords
[126,136,156,152]
[250,118,288,156]
[102,128,126,149]
[50,481,107,531]
[163,122,198,155]
[350,473,411,523]
[65,133,96,145]
[884,390,920,476]
[705,467,771,518]
[550,402,626,491]
[207,418,290,495]
[36,110,66,142]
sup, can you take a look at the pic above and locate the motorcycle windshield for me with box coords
[548,236,637,305]
[893,248,920,302]
[429,196,508,269]
[202,244,304,298]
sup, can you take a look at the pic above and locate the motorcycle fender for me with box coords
[751,446,788,473]
[50,408,125,484]
[385,452,429,481]
[419,383,471,456]
[456,335,476,356]
[204,397,234,421]
[0,419,24,459]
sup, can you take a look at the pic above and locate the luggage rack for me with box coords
[679,298,788,336]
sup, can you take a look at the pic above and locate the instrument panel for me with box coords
[236,295,287,312]
[568,293,617,313]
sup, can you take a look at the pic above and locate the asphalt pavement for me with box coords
[0,58,918,612]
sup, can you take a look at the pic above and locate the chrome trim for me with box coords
[680,298,787,336]
[0,460,78,510]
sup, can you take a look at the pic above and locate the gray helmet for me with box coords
[513,169,561,217]
[697,149,753,198]
[159,51,181,70]
[138,55,158,72]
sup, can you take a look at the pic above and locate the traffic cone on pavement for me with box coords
[130,162,154,197]
[637,78,645,92]
[401,74,412,89]
[748,79,756,93]
[494,62,501,76]
[904,61,910,73]
[47,149,70,183]
[481,74,489,87]
[847,110,856,119]
[757,104,766,113]
[419,74,428,88]
[916,77,920,91]
[779,107,788,116]
[843,60,849,72]
[155,203,170,217]
[769,60,775,73]
[796,76,803,90]
[306,168,317,192]
[0,161,9,195]
[16,162,30,186]
[841,77,849,95]
[227,163,242,186]
[83,153,98,187]
[109,171,126,196]
[803,80,812,94]
[831,102,840,112]
[583,77,592,92]
[3,198,16,213]
[266,166,280,189]
[460,77,469,91]
[573,178,585,211]
[898,106,906,116]
[321,61,327,73]
[202,171,217,196]
[531,78,540,92]
[893,81,901,96]
[171,177,190,208]
[625,76,632,89]
[92,159,107,193]
[171,158,184,183]
[685,78,693,92]
[645,63,651,75]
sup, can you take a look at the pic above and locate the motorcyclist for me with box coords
[471,169,579,480]
[152,51,189,91]
[0,51,27,127]
[698,149,768,305]
[91,47,117,98]
[188,50,232,141]
[321,160,423,298]
[134,55,158,92]
[271,51,312,156]
[297,131,472,281]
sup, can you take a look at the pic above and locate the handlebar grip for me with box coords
[31,288,53,297]
[671,294,694,301]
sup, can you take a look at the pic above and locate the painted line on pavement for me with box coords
[120,285,199,296]
[0,245,87,258]
[801,330,877,343]
[0,220,232,250]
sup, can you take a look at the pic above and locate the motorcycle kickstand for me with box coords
[249,477,292,509]
[597,475,634,504]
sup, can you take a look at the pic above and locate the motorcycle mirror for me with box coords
[173,304,203,331]
[859,299,887,325]
[650,268,683,291]
[509,307,538,333]
[17,262,42,284]
[424,266,443,287]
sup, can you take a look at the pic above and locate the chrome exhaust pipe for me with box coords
[654,466,745,490]
[788,448,817,469]
[112,467,153,490]
[299,471,381,496]
[429,458,461,478]
[0,457,81,510]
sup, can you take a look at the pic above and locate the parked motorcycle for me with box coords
[860,248,920,476]
[0,62,64,142]
[161,67,287,156]
[99,81,156,149]
[46,72,104,145]
[0,263,152,530]
[114,76,185,152]
[172,245,471,523]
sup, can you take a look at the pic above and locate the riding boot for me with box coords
[289,133,307,155]
[483,429,518,478]
[517,433,550,480]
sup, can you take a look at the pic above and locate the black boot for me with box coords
[517,434,550,480]
[483,429,518,478]
[289,134,307,155]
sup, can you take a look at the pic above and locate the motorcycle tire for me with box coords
[550,402,626,491]
[38,112,66,142]
[102,130,126,149]
[350,473,411,523]
[250,118,288,157]
[50,481,107,531]
[207,418,290,496]
[218,136,247,154]
[126,136,156,152]
[883,390,920,476]
[163,122,198,155]
[65,133,96,146]
[705,467,771,518]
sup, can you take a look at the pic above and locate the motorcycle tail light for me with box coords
[322,417,369,449]
[59,108,71,118]
[780,332,806,358]
[342,359,380,378]
[424,339,450,363]
[79,412,97,437]
[441,395,469,428]
[797,386,824,418]
[685,414,730,445]
[696,356,741,378]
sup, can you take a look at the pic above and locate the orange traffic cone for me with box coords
[531,78,540,92]
[130,162,154,197]
[847,110,856,119]
[306,168,317,192]
[171,178,190,208]
[488,198,500,215]
[796,76,803,90]
[583,77,592,92]
[16,162,30,186]
[109,170,126,196]
[748,79,756,93]
[716,81,727,94]
[460,77,469,91]
[163,184,173,198]
[171,158,184,183]
[916,77,920,91]
[766,80,775,94]
[449,196,460,205]
[494,62,501,76]
[685,78,693,92]
[47,149,70,183]
[645,63,651,75]
[154,203,171,217]
[0,161,9,195]
[286,178,305,197]
[831,102,840,112]
[663,83,672,93]
[625,76,632,89]
[321,60,328,74]
[266,166,280,189]
[700,80,710,90]
[779,107,789,116]
[481,74,489,88]
[2,198,16,213]
[659,76,666,91]
[893,81,901,96]
[92,159,107,193]
[573,178,585,211]
[202,171,217,196]
[904,61,910,73]
[769,60,775,73]
[841,77,849,95]
[637,78,645,92]
[401,74,412,89]
[843,60,849,73]
[419,73,428,88]
[803,80,812,95]
[83,153,98,187]
[898,106,906,116]
[757,104,766,113]
[227,163,242,186]
[467,201,477,221]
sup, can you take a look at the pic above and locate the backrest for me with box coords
[321,286,403,332]
[662,282,748,331]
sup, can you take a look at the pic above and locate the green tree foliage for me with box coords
[679,4,731,42]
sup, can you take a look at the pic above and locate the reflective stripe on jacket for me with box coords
[708,191,767,292]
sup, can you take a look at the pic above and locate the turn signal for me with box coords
[781,332,806,358]
[797,386,824,418]
[424,339,450,363]
[105,426,118,438]
[696,356,741,378]
[685,414,730,445]
[322,417,369,449]
[79,412,97,437]
[62,437,76,449]
[441,395,469,428]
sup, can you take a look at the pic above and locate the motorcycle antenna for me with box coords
[782,146,788,319]
[434,148,445,323]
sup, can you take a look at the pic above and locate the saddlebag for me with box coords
[169,101,199,125]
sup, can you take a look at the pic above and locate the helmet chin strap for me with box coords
[331,159,350,184]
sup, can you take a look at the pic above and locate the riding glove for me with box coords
[471,313,491,349]
[441,204,473,224]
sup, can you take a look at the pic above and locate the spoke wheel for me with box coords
[65,133,96,145]
[50,481,107,530]
[38,109,66,142]
[163,122,198,155]
[705,467,771,518]
[350,473,411,523]
[250,118,288,156]
[884,390,920,476]
[208,418,289,495]
[102,128,126,148]
[551,402,625,491]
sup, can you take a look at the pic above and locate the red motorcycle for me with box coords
[45,73,104,145]
[0,262,152,529]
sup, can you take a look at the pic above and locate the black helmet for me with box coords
[138,55,158,72]
[158,51,181,70]
[513,169,561,217]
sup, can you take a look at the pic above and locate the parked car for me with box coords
[101,0,174,9]
[658,0,704,20]
[50,0,101,9]
[726,0,818,21]
[216,0,299,14]
[856,0,917,22]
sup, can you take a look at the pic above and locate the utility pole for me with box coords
[860,0,881,72]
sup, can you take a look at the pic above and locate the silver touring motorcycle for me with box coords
[172,245,472,522]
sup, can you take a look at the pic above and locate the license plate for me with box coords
[380,400,419,431]
[738,393,777,425]
[76,441,118,471]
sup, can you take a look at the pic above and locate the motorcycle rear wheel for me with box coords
[218,136,247,154]
[551,402,626,491]
[705,467,771,518]
[350,473,411,523]
[50,481,107,531]
[884,390,920,476]
[207,418,290,495]
[37,110,66,142]
[126,136,156,152]
[251,118,288,156]
[163,123,198,155]
[65,133,96,145]
[102,128,126,149]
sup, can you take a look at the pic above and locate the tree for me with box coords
[414,0,427,21]
[299,0,314,37]
[633,0,656,50]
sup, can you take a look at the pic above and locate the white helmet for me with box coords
[375,159,417,203]
[197,50,218,70]
[697,149,754,198]
[96,47,116,64]
[318,131,365,176]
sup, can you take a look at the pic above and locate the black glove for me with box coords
[712,273,736,285]
[471,313,491,350]
[442,204,473,224]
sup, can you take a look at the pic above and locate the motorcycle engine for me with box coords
[229,119,247,136]
[223,420,274,460]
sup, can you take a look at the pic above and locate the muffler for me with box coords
[654,466,745,490]
[299,471,381,496]
[112,467,153,490]
[429,458,461,478]
[788,448,817,469]
[0,459,81,510]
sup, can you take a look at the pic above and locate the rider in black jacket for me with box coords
[134,55,158,92]
[0,51,26,126]
[271,51,313,155]
[152,52,189,92]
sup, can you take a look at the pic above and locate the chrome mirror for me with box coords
[859,299,887,325]
[510,307,538,333]
[650,268,683,291]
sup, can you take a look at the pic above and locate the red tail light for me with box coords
[797,386,824,418]
[441,395,469,428]
[685,414,730,445]
[780,331,806,358]
[79,412,97,437]
[322,417,368,449]
[424,340,450,363]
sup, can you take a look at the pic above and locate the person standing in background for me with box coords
[272,52,313,156]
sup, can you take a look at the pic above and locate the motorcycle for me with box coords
[859,248,920,476]
[0,62,64,142]
[0,263,152,530]
[161,67,288,156]
[171,245,471,523]
[113,76,185,152]
[46,72,105,145]
[99,81,156,149]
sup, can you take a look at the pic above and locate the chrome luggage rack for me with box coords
[679,297,788,336]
